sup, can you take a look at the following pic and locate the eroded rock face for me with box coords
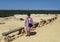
[20,18,24,21]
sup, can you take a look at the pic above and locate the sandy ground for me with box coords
[0,14,60,42]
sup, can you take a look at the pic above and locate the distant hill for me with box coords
[0,10,60,17]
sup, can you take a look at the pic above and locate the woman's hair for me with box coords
[27,13,31,16]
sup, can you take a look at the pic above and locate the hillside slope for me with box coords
[12,15,60,42]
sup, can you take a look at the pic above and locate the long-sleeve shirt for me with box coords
[25,17,33,27]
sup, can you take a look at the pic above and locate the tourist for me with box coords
[25,14,33,36]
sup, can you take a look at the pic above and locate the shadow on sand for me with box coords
[30,32,36,36]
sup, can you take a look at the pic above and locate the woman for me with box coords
[25,14,33,36]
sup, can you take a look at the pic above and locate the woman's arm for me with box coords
[25,18,26,26]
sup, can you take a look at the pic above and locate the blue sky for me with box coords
[0,0,60,10]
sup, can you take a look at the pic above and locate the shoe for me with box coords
[26,34,30,37]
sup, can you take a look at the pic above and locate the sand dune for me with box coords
[0,14,60,42]
[11,14,60,42]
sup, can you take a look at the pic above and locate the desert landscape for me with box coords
[0,14,60,42]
